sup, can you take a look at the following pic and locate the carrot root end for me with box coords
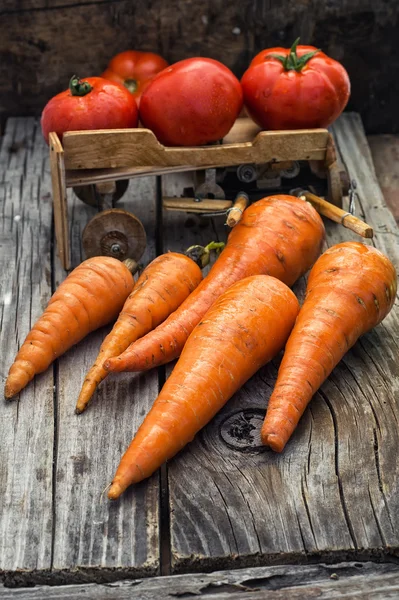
[108,482,125,500]
[261,430,285,452]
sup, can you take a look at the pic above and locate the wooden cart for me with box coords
[49,119,350,270]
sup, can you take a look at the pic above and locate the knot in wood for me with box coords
[219,409,266,453]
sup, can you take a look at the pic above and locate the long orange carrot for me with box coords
[104,195,325,374]
[5,256,135,399]
[108,274,300,499]
[75,243,223,414]
[261,241,397,452]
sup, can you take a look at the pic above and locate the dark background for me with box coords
[1,0,398,134]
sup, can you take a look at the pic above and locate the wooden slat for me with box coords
[51,178,160,575]
[66,165,206,188]
[368,134,399,223]
[49,133,69,270]
[62,127,329,170]
[162,113,399,572]
[163,197,232,213]
[2,562,399,599]
[0,117,54,572]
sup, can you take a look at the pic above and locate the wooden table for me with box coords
[1,113,399,598]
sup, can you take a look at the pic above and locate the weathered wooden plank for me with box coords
[1,1,399,135]
[161,113,399,572]
[2,562,399,599]
[0,118,54,571]
[51,177,160,575]
[368,135,399,223]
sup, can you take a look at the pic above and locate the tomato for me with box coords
[241,39,350,130]
[139,58,243,147]
[101,50,169,102]
[41,76,139,144]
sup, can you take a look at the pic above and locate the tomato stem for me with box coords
[124,79,138,94]
[69,75,93,96]
[270,38,319,72]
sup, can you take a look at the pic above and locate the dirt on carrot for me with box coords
[261,241,397,452]
[107,274,300,499]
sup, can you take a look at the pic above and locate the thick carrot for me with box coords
[108,274,300,498]
[104,194,325,374]
[75,243,223,414]
[261,241,397,452]
[4,256,135,399]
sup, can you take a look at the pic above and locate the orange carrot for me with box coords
[261,241,397,452]
[75,243,223,414]
[108,274,300,498]
[5,256,135,399]
[104,195,325,374]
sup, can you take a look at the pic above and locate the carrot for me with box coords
[261,241,397,452]
[104,194,325,374]
[75,242,224,414]
[4,256,135,399]
[108,274,300,498]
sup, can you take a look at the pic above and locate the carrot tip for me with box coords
[75,405,85,415]
[108,482,124,500]
[261,431,285,452]
[4,384,16,399]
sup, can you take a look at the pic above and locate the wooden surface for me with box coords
[368,135,399,223]
[164,114,399,573]
[0,118,160,585]
[61,125,329,170]
[0,113,399,590]
[2,562,399,599]
[49,132,69,269]
[1,1,399,135]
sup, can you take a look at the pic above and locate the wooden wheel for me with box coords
[73,180,129,207]
[82,208,146,262]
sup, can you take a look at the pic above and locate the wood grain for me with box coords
[162,114,399,573]
[49,132,69,269]
[1,562,399,598]
[0,118,54,572]
[62,127,329,171]
[368,135,399,223]
[51,174,160,577]
[1,0,399,135]
[0,118,160,583]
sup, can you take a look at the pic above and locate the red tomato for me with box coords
[241,39,350,130]
[101,50,169,102]
[139,58,243,146]
[41,76,138,144]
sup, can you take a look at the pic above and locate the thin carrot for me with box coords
[104,194,325,374]
[4,256,135,399]
[261,241,397,452]
[75,243,223,414]
[108,274,300,499]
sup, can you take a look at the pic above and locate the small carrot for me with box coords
[104,195,325,374]
[108,275,300,499]
[261,241,397,452]
[75,242,224,414]
[4,256,135,399]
